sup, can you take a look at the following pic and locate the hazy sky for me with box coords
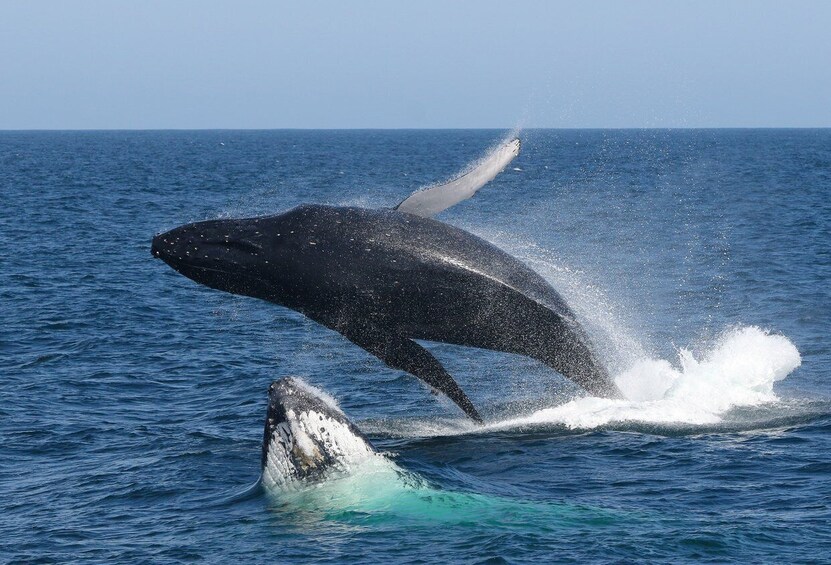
[1,1,829,129]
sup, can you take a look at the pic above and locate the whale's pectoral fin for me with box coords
[394,138,520,218]
[347,332,484,424]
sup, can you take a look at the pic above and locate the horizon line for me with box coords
[1,126,830,132]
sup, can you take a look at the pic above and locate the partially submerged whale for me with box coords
[261,377,375,491]
[152,138,622,422]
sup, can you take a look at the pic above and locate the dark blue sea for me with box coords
[2,129,830,563]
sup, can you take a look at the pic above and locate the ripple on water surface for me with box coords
[1,129,830,562]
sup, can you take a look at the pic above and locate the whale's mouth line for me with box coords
[202,239,263,253]
[172,262,273,288]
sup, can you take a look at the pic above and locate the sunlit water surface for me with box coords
[2,130,829,562]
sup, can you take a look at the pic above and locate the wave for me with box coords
[493,326,801,430]
[364,326,809,438]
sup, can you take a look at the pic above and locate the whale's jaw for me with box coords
[261,378,374,492]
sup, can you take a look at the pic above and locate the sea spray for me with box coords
[462,226,648,375]
[495,326,801,430]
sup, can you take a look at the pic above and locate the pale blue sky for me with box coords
[1,1,829,129]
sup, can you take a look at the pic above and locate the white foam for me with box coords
[492,326,801,430]
[433,228,802,432]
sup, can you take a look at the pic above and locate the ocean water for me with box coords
[2,129,830,563]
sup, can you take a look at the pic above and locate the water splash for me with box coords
[452,224,802,431]
[494,326,801,430]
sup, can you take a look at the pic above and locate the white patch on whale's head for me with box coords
[261,377,375,493]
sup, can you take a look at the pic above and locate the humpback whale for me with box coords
[261,377,375,491]
[152,138,622,423]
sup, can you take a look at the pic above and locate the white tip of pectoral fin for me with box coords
[394,137,521,218]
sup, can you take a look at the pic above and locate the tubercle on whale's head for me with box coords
[150,212,304,301]
[265,377,346,437]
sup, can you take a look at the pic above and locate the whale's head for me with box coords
[261,377,374,491]
[151,211,307,303]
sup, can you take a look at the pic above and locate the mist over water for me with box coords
[2,129,830,562]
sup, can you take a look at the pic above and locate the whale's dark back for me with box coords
[279,204,577,323]
[277,205,615,398]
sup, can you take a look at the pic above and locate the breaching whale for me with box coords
[152,138,622,423]
[261,377,375,491]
